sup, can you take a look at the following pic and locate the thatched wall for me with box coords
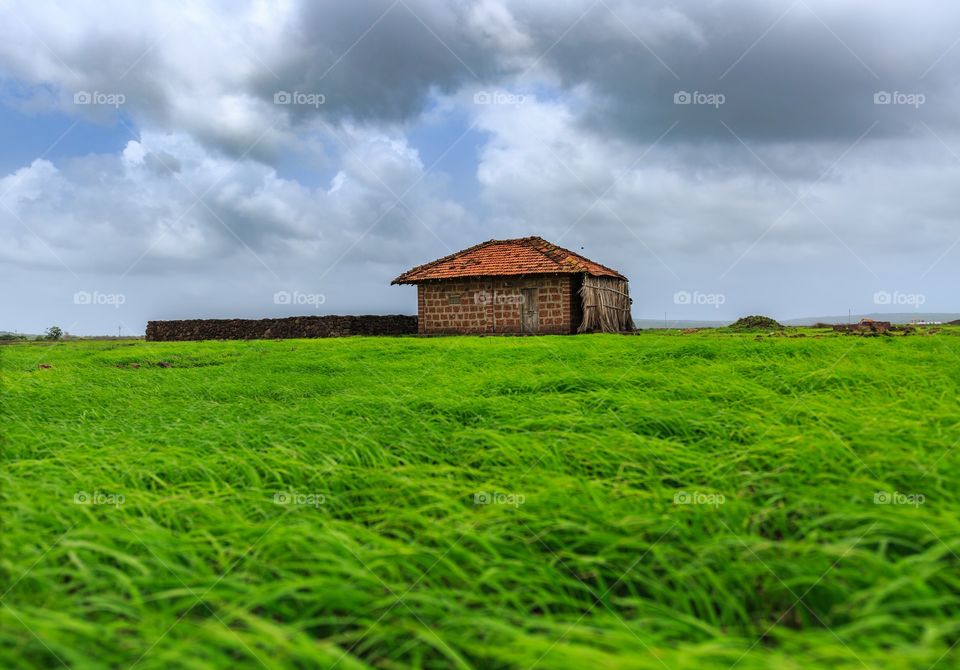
[578,275,635,333]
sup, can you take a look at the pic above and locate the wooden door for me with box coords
[521,288,539,333]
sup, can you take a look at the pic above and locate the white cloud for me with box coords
[471,94,960,270]
[0,127,470,275]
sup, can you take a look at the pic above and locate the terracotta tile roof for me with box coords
[392,236,626,284]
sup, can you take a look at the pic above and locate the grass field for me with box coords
[3,330,960,669]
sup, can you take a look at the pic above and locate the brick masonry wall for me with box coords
[146,315,417,341]
[417,275,579,335]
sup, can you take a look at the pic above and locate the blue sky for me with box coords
[0,103,130,174]
[1,0,959,334]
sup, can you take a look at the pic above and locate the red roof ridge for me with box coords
[392,236,626,284]
[526,237,624,278]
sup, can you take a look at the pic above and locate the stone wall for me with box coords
[146,315,417,341]
[416,275,577,335]
[832,321,893,335]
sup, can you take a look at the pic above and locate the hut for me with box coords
[392,236,634,335]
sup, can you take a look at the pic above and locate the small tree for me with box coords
[45,326,63,341]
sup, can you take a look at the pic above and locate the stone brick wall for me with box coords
[146,315,417,341]
[418,279,491,334]
[417,275,578,335]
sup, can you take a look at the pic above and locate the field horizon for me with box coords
[6,311,960,340]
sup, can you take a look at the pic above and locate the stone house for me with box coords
[392,236,634,335]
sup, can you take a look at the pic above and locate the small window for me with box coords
[448,293,461,305]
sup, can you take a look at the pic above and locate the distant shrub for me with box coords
[730,315,783,331]
[44,326,63,341]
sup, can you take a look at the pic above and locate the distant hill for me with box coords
[635,313,960,329]
[782,313,960,326]
[634,319,729,329]
[0,331,33,340]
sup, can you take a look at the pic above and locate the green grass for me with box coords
[2,330,960,669]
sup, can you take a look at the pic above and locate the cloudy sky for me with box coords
[2,0,959,334]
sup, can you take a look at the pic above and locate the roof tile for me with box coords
[392,236,626,284]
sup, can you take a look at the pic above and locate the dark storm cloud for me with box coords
[511,0,960,144]
[231,0,960,146]
[7,1,958,154]
[260,1,495,124]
